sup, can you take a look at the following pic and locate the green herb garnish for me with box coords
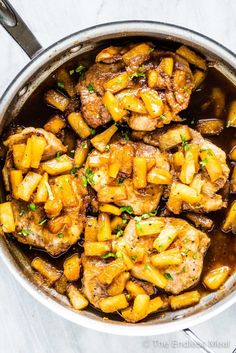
[85,168,95,186]
[57,233,64,238]
[56,151,61,161]
[120,206,133,214]
[164,272,173,280]
[118,177,124,185]
[90,128,96,135]
[116,229,124,238]
[105,144,110,151]
[130,72,146,80]
[226,121,232,128]
[160,114,166,120]
[29,203,37,212]
[101,252,116,259]
[81,141,88,149]
[87,83,94,93]
[131,255,137,261]
[121,131,129,141]
[57,82,65,89]
[200,148,213,156]
[180,134,190,151]
[134,211,157,223]
[81,175,88,188]
[19,209,25,217]
[18,229,31,236]
[200,158,208,167]
[75,65,85,74]
[38,217,47,226]
[70,166,80,175]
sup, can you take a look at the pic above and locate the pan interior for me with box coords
[0,28,236,330]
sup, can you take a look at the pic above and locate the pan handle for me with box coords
[0,0,42,58]
[183,328,216,353]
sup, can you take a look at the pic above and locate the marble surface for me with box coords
[0,0,236,352]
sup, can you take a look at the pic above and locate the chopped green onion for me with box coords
[18,229,31,236]
[57,82,65,89]
[120,206,133,214]
[87,83,94,93]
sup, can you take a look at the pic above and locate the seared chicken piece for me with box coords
[3,127,67,160]
[76,62,126,128]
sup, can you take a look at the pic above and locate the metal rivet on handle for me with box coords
[18,85,28,97]
[69,45,82,53]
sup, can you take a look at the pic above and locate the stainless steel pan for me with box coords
[0,1,235,351]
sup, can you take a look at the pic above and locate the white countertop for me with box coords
[0,1,236,352]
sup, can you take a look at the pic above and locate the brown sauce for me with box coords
[1,41,236,319]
